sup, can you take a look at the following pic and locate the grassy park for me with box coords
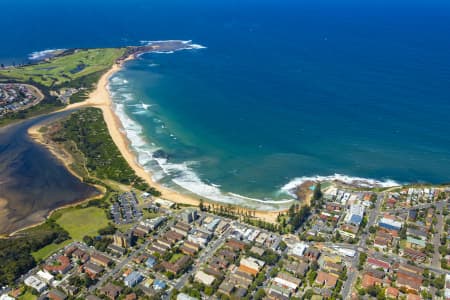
[18,291,37,300]
[0,48,126,126]
[54,206,109,240]
[31,205,109,261]
[31,240,71,262]
[0,48,125,87]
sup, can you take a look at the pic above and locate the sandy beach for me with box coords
[29,57,283,223]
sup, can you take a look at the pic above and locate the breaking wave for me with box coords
[109,74,403,209]
[139,39,207,53]
[280,174,400,197]
[108,73,291,210]
[28,49,66,61]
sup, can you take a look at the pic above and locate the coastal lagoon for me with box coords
[1,0,450,206]
[0,112,98,235]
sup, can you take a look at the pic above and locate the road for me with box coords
[383,199,448,214]
[89,217,175,292]
[341,192,384,300]
[172,227,232,292]
[89,239,151,292]
[431,201,445,268]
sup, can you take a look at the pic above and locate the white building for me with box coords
[195,270,215,285]
[291,242,308,257]
[243,228,253,240]
[177,293,198,300]
[378,217,402,231]
[187,229,211,247]
[37,270,54,284]
[248,230,260,242]
[345,204,365,226]
[335,247,356,257]
[154,198,175,208]
[273,277,298,291]
[141,216,167,230]
[239,256,265,274]
[24,275,47,293]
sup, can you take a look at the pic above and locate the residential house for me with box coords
[161,255,190,275]
[44,256,72,274]
[367,257,391,272]
[272,272,301,292]
[124,271,143,287]
[225,239,246,251]
[238,256,265,276]
[362,274,383,289]
[284,261,309,277]
[386,287,399,299]
[315,271,338,288]
[90,253,111,267]
[99,283,123,300]
[47,290,67,300]
[84,262,104,279]
[396,266,423,292]
[194,270,215,285]
[401,248,426,262]
[218,281,235,297]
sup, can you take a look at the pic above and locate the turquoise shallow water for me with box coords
[1,0,450,207]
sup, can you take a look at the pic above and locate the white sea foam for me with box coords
[152,157,288,209]
[154,51,175,54]
[128,103,152,110]
[139,39,207,54]
[228,193,293,204]
[141,103,151,110]
[108,79,291,210]
[280,174,400,197]
[28,48,66,60]
[190,44,207,49]
[113,94,399,209]
[131,111,148,115]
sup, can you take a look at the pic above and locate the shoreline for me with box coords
[6,192,105,238]
[28,56,284,224]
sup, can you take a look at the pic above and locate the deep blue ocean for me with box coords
[2,0,450,207]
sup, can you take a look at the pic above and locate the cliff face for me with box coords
[295,180,314,206]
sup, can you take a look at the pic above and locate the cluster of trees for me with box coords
[242,272,266,300]
[98,224,117,235]
[358,252,368,271]
[247,248,280,266]
[242,217,281,233]
[52,108,160,196]
[285,204,311,233]
[0,220,70,285]
[82,236,113,252]
[68,274,96,288]
[277,183,320,233]
[181,279,218,297]
[359,285,385,299]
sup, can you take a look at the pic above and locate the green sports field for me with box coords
[55,206,109,240]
